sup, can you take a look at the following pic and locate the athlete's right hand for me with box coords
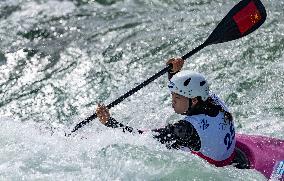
[166,57,184,73]
[96,104,110,125]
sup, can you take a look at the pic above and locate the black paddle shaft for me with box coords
[69,0,266,134]
[69,43,206,134]
[70,65,170,133]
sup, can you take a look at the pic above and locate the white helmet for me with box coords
[168,70,209,101]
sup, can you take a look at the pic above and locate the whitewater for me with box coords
[0,0,283,180]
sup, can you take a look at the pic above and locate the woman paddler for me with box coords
[96,58,239,167]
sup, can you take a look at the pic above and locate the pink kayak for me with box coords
[236,134,284,180]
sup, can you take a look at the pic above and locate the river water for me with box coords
[0,0,283,180]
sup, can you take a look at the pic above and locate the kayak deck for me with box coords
[236,134,284,180]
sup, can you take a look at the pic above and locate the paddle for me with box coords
[68,0,266,135]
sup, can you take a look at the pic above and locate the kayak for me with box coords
[236,134,284,180]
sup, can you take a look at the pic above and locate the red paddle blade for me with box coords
[205,0,267,45]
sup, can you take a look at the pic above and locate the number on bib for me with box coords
[224,122,235,150]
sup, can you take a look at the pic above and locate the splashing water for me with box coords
[0,0,283,180]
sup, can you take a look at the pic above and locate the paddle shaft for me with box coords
[70,0,267,134]
[70,43,207,133]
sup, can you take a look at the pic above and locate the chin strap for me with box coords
[184,98,193,116]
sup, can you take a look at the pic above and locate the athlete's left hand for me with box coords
[166,57,184,73]
[96,104,110,125]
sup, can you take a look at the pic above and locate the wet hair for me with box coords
[185,96,233,123]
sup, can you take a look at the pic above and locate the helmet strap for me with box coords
[184,98,193,115]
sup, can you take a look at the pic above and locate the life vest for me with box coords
[181,94,236,167]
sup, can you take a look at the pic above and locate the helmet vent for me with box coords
[200,81,206,86]
[183,78,191,86]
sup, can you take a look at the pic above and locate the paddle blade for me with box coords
[205,0,266,45]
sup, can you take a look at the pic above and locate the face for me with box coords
[171,92,190,114]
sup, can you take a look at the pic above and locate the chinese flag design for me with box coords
[233,1,262,34]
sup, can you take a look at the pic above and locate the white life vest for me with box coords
[182,94,236,166]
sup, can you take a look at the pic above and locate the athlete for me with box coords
[96,58,248,168]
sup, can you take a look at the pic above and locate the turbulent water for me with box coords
[0,0,283,180]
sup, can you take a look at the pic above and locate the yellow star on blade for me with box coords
[250,12,260,24]
[254,13,260,21]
